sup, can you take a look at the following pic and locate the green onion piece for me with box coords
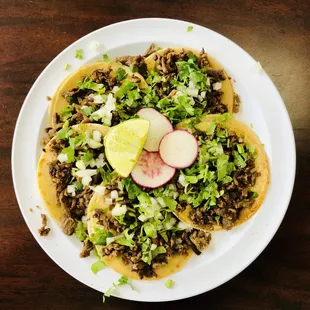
[187,26,194,32]
[75,49,84,60]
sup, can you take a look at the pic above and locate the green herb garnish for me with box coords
[75,49,84,60]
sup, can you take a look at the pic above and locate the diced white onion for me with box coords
[57,153,68,163]
[93,185,105,195]
[76,169,97,178]
[105,198,113,205]
[88,40,101,51]
[112,86,120,93]
[103,93,116,126]
[164,217,177,230]
[138,214,148,222]
[186,87,199,97]
[178,174,188,187]
[92,130,102,142]
[111,204,127,217]
[67,184,76,196]
[95,153,105,168]
[89,159,96,168]
[81,215,88,227]
[110,190,118,199]
[177,221,191,230]
[82,176,92,186]
[150,244,157,251]
[76,160,86,170]
[88,139,103,149]
[117,181,123,192]
[93,94,104,104]
[200,91,206,99]
[173,192,179,200]
[213,82,222,91]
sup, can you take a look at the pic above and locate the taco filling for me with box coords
[143,47,235,124]
[87,177,211,279]
[173,115,269,231]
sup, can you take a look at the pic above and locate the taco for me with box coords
[144,47,236,121]
[86,177,211,280]
[48,62,148,130]
[172,114,269,231]
[37,123,112,237]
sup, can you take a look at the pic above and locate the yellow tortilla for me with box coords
[87,192,192,280]
[145,47,235,113]
[37,123,110,222]
[49,62,148,127]
[175,115,270,231]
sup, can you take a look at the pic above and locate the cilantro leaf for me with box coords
[64,63,70,70]
[61,146,75,163]
[81,152,93,163]
[103,54,110,61]
[116,68,128,81]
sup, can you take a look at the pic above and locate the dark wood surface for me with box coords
[1,0,309,309]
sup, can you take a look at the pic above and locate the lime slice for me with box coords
[104,119,150,177]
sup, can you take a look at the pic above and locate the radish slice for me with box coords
[159,130,198,169]
[137,108,173,152]
[131,150,176,188]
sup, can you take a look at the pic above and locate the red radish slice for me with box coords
[137,108,173,152]
[131,150,176,188]
[159,130,198,169]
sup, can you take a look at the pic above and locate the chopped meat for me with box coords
[198,48,210,69]
[188,230,211,252]
[116,55,147,77]
[46,96,52,101]
[38,227,50,236]
[234,93,241,113]
[142,43,157,58]
[41,214,48,226]
[205,68,225,80]
[60,214,76,236]
[38,213,50,236]
[80,240,93,258]
[90,69,116,89]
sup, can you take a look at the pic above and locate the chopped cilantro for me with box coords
[214,216,221,225]
[61,146,75,163]
[81,106,94,116]
[187,25,194,32]
[103,54,110,61]
[91,259,106,274]
[75,181,83,191]
[64,63,70,70]
[81,152,93,163]
[89,229,113,246]
[165,279,174,288]
[116,68,128,81]
[75,49,84,60]
[129,64,138,73]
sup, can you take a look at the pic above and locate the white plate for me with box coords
[12,18,296,302]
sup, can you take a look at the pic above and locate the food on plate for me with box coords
[37,123,111,240]
[173,114,269,231]
[131,150,176,188]
[103,119,150,177]
[36,44,269,285]
[87,177,211,279]
[137,108,173,152]
[144,47,235,124]
[159,130,198,169]
[48,61,148,130]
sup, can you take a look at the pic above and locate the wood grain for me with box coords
[1,0,309,309]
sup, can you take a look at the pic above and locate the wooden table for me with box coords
[1,0,309,309]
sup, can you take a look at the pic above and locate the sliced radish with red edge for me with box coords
[131,150,175,188]
[137,108,173,152]
[159,130,198,169]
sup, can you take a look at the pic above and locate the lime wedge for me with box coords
[104,119,150,177]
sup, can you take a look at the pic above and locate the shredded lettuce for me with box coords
[89,228,113,246]
[91,259,106,274]
[75,221,87,241]
[75,49,84,60]
[104,276,134,297]
[165,279,174,288]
